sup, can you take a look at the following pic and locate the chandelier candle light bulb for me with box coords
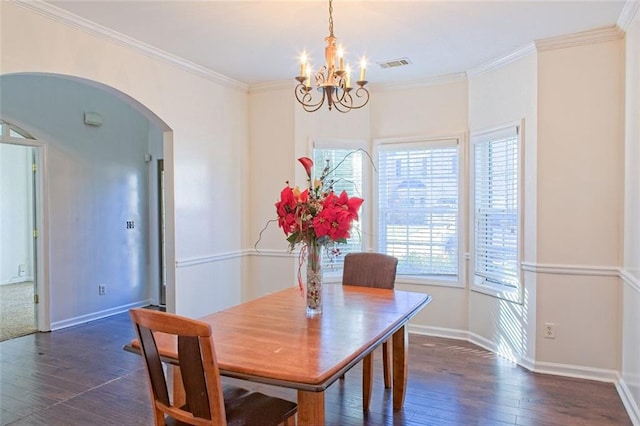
[359,57,366,82]
[300,52,307,77]
[345,65,351,88]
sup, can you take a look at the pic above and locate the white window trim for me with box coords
[469,121,525,303]
[373,134,466,288]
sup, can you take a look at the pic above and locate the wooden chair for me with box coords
[341,252,398,409]
[130,308,297,426]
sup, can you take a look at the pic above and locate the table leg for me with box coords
[297,390,325,425]
[382,339,392,389]
[392,324,408,410]
[362,352,373,411]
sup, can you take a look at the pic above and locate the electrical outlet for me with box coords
[544,322,555,339]
[98,285,106,296]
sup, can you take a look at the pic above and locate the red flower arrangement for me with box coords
[276,157,364,251]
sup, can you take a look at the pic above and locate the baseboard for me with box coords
[408,324,469,341]
[409,324,514,360]
[529,359,619,383]
[617,377,640,426]
[410,324,619,380]
[50,299,151,331]
[409,324,634,422]
[0,277,34,285]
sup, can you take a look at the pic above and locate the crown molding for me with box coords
[617,0,640,32]
[469,25,624,78]
[535,25,624,52]
[249,80,292,94]
[467,43,537,77]
[10,0,248,91]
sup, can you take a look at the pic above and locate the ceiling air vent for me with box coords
[377,58,412,69]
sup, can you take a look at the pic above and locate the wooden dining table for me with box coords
[126,284,431,425]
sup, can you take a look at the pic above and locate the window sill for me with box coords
[471,281,522,304]
[396,275,463,288]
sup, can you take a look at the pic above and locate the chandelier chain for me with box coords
[328,0,334,37]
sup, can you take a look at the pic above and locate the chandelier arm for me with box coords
[294,83,327,113]
[333,103,352,113]
[333,92,353,113]
[315,66,329,86]
[341,86,370,110]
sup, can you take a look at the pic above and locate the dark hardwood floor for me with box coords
[0,311,631,425]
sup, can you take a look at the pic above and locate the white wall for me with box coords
[0,143,34,284]
[246,86,297,300]
[622,6,640,421]
[1,2,249,321]
[536,39,623,373]
[468,52,538,362]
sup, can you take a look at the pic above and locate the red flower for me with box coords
[334,190,364,221]
[271,154,364,252]
[298,157,314,179]
[314,207,352,240]
[275,186,298,235]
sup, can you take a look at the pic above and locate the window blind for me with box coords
[377,140,459,278]
[473,129,519,288]
[312,148,364,271]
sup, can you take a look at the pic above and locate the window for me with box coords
[471,125,521,299]
[0,120,34,139]
[376,138,460,282]
[312,144,365,272]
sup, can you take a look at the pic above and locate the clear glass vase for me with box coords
[306,241,323,315]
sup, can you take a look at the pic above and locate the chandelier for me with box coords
[294,0,370,113]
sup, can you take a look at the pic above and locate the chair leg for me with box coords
[283,415,296,426]
[382,339,392,389]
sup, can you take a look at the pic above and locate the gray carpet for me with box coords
[0,281,37,341]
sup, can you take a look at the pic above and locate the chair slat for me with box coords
[137,324,171,406]
[178,335,211,420]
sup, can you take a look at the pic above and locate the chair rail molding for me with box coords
[521,261,619,277]
[176,249,296,268]
[620,268,640,293]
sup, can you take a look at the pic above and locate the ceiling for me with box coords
[45,1,628,86]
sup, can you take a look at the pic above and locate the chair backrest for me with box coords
[342,252,398,289]
[130,308,226,426]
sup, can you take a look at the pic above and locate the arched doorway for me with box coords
[0,72,176,331]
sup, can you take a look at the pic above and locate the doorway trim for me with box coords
[0,123,50,332]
